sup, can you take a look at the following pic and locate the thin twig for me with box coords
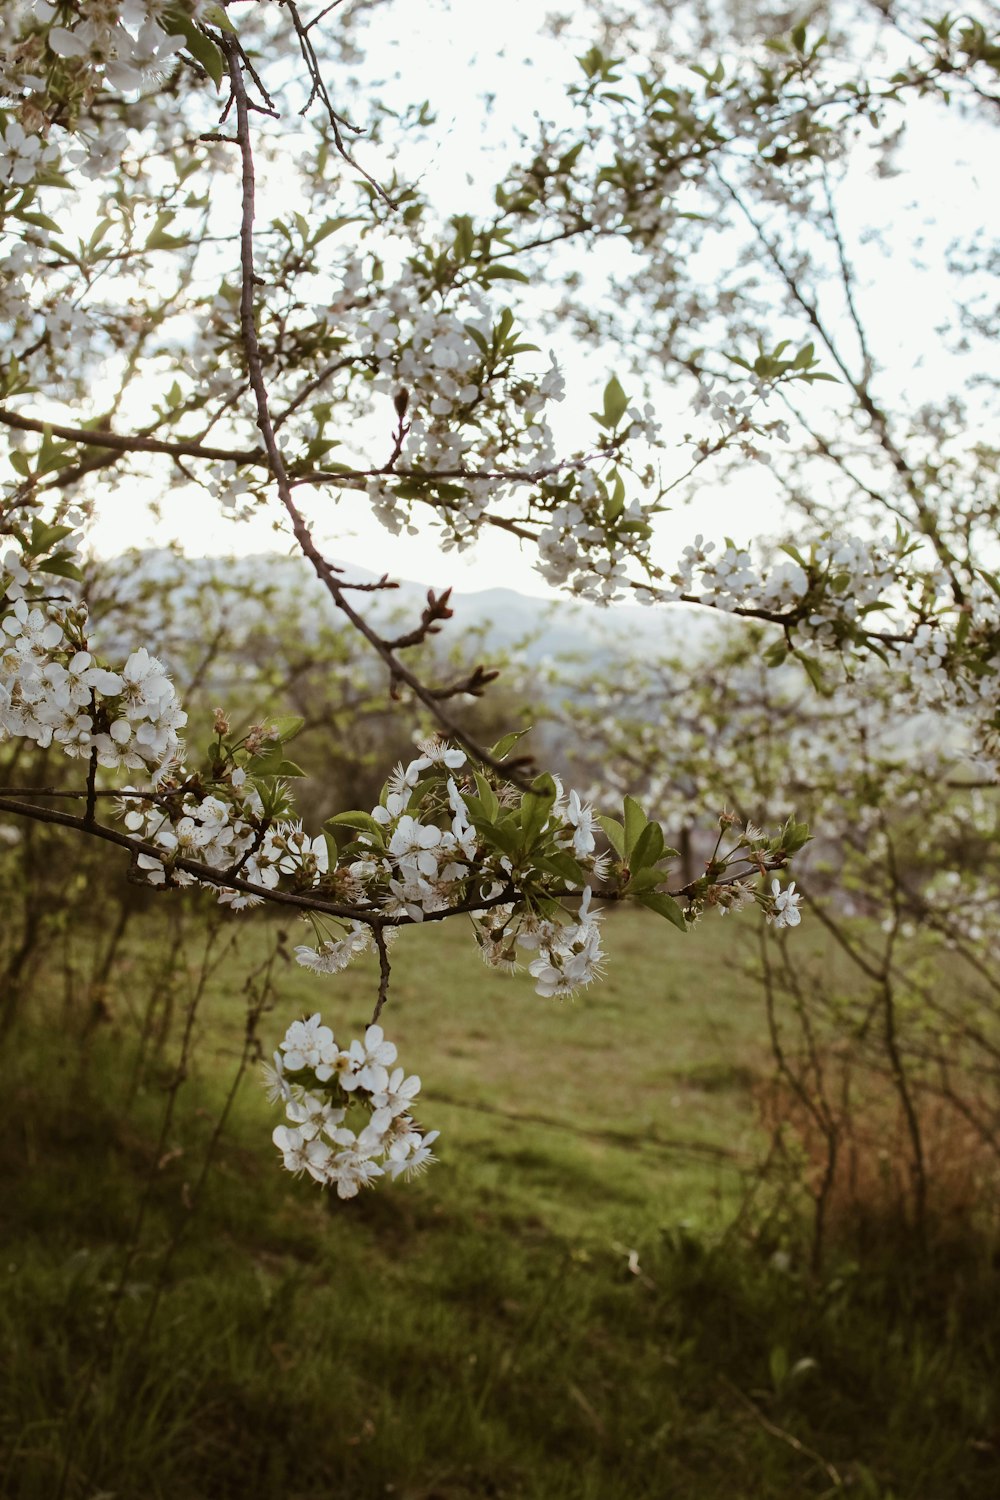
[716,170,966,605]
[284,0,395,205]
[718,1374,844,1489]
[134,932,283,1343]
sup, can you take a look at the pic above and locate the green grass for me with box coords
[223,906,769,1236]
[2,907,998,1499]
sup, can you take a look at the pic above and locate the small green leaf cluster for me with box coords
[599,795,686,930]
[730,340,839,387]
[3,514,82,583]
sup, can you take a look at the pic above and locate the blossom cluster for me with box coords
[892,573,1000,722]
[0,529,634,982]
[534,458,661,603]
[0,522,806,976]
[267,1015,438,1199]
[120,785,328,907]
[212,229,664,582]
[1,1,204,151]
[0,544,186,770]
[0,118,60,189]
[331,268,574,552]
[515,886,605,997]
[3,4,983,665]
[293,737,610,1001]
[650,531,906,625]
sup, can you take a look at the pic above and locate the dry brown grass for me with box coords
[757,1058,1000,1256]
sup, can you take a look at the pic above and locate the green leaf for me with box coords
[312,215,356,245]
[636,890,687,931]
[520,772,558,850]
[630,820,665,870]
[482,265,531,283]
[604,469,625,524]
[465,324,490,356]
[532,894,566,921]
[468,815,521,859]
[601,374,629,428]
[163,8,225,87]
[794,652,831,695]
[36,557,83,581]
[326,810,386,841]
[780,819,812,854]
[145,211,185,252]
[265,714,305,743]
[473,770,499,821]
[489,727,530,761]
[14,209,61,232]
[622,795,646,859]
[272,759,306,777]
[597,814,625,858]
[535,851,586,886]
[202,2,238,31]
[460,793,490,825]
[452,214,475,261]
[30,521,76,553]
[246,757,281,779]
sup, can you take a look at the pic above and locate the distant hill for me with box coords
[89,547,726,668]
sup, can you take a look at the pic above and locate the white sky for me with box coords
[87,0,998,597]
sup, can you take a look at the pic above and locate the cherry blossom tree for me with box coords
[1,0,997,1200]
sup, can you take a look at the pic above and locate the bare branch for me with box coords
[384,587,453,650]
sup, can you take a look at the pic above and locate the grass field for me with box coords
[2,905,998,1499]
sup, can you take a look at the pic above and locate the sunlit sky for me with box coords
[86,0,997,598]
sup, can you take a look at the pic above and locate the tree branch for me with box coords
[0,793,519,928]
[222,34,529,788]
[0,407,263,465]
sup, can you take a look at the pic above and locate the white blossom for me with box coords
[768,878,803,930]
